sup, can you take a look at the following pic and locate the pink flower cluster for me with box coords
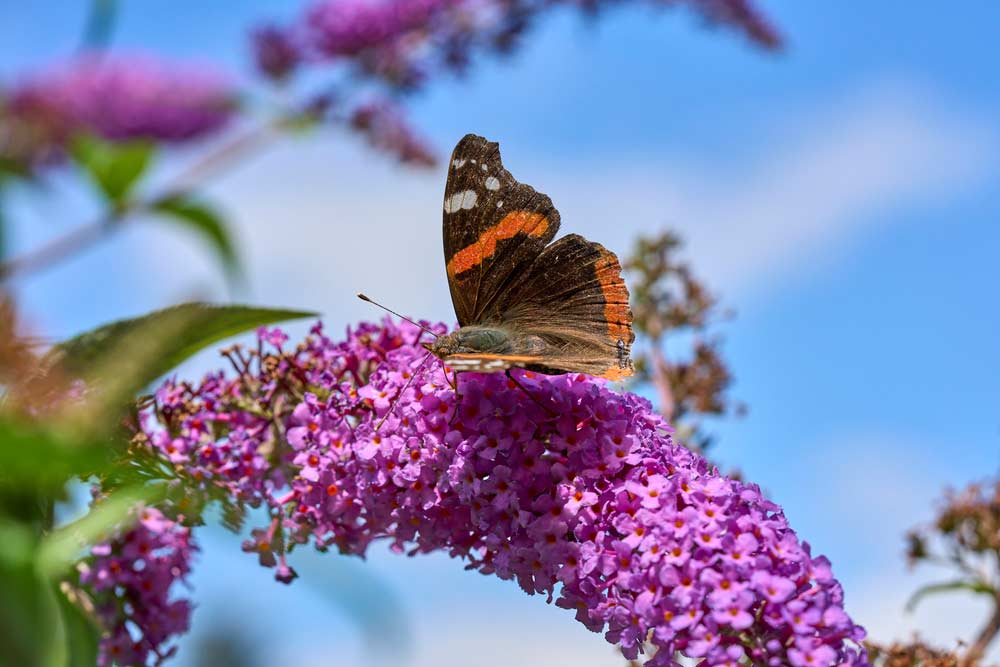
[306,0,455,58]
[248,1,781,165]
[349,100,436,166]
[129,319,868,666]
[1,54,234,165]
[78,505,196,667]
[254,0,781,84]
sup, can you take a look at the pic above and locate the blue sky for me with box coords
[3,1,1000,664]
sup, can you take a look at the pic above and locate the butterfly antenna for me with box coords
[375,351,434,431]
[357,293,439,338]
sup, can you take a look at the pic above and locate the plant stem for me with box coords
[0,211,120,281]
[0,122,280,283]
[962,590,1000,667]
[650,344,676,423]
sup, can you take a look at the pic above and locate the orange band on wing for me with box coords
[594,251,632,344]
[599,366,631,382]
[446,211,549,277]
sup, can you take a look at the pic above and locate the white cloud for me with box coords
[146,80,995,329]
[542,82,997,301]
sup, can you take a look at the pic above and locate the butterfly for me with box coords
[425,134,634,381]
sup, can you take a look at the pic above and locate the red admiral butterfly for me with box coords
[423,134,634,380]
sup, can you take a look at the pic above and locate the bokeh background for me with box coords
[3,1,999,664]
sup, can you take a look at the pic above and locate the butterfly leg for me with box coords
[375,352,434,432]
[443,363,458,390]
[505,369,556,417]
[449,371,464,426]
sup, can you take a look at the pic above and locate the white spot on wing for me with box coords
[451,158,467,169]
[443,190,478,213]
[485,176,500,191]
[496,200,504,208]
[458,190,478,209]
[481,164,488,172]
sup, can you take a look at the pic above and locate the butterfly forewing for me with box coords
[442,134,560,326]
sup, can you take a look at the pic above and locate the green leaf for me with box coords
[152,196,242,283]
[69,134,155,205]
[904,578,996,612]
[36,484,166,579]
[0,563,64,667]
[0,156,34,184]
[0,416,112,491]
[52,302,317,386]
[56,584,100,667]
[0,518,36,569]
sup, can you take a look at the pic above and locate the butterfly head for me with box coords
[426,332,460,360]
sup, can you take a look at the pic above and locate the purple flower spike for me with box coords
[306,0,453,58]
[3,53,235,159]
[79,504,196,667]
[349,100,436,165]
[252,25,303,81]
[133,319,869,667]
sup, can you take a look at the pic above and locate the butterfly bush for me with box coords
[78,504,196,667]
[80,318,871,666]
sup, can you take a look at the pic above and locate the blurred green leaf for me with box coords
[52,302,316,386]
[36,484,165,579]
[0,518,36,569]
[904,578,996,612]
[0,157,33,183]
[152,196,242,283]
[56,584,100,667]
[0,563,64,667]
[0,417,111,491]
[69,134,155,206]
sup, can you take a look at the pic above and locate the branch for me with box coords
[0,122,279,282]
[962,589,1000,667]
[0,210,119,280]
[649,339,675,423]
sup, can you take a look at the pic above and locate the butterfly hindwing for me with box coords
[496,234,635,380]
[443,134,560,326]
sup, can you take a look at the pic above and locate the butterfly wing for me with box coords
[495,234,635,381]
[443,134,560,326]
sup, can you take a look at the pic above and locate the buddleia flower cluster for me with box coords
[253,0,781,85]
[249,0,781,165]
[78,504,196,667]
[1,54,235,168]
[84,319,869,666]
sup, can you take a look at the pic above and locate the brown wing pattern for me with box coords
[495,234,635,380]
[442,134,559,326]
